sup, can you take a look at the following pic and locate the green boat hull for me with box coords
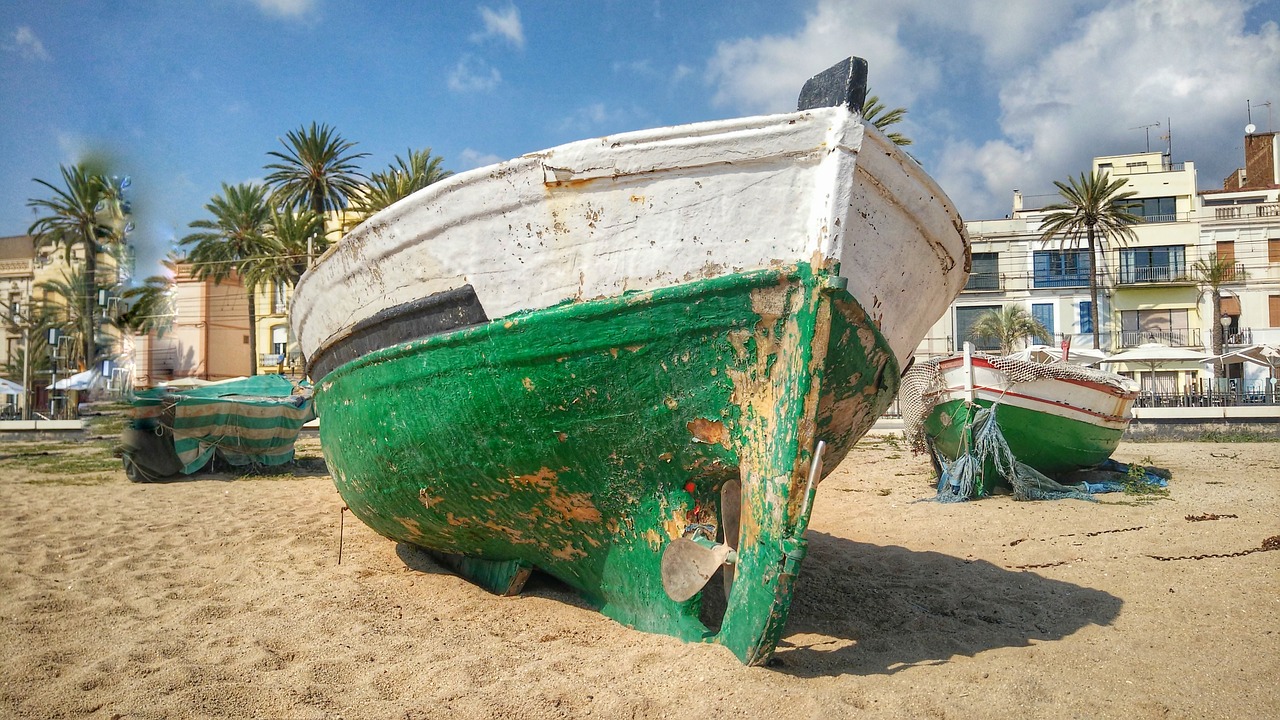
[315,264,898,665]
[924,398,1125,491]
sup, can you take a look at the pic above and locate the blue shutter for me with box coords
[1033,252,1050,288]
[1079,301,1093,334]
[1032,303,1054,344]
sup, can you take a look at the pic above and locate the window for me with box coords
[1120,309,1192,346]
[1216,241,1235,266]
[1031,303,1054,344]
[1033,249,1091,288]
[1271,295,1280,327]
[1079,301,1093,334]
[1127,196,1176,223]
[965,253,999,290]
[272,281,288,314]
[955,305,1001,351]
[1119,245,1186,284]
[271,326,288,356]
[1269,237,1280,263]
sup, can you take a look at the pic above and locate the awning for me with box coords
[1220,296,1241,316]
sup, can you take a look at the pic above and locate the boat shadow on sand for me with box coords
[770,530,1123,677]
[395,528,1121,677]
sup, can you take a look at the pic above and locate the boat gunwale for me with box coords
[935,354,1140,399]
[315,264,809,388]
[925,383,1133,427]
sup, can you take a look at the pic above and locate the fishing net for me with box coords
[900,351,1138,502]
[931,402,1095,502]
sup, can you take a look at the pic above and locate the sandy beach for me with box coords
[1,432,1276,719]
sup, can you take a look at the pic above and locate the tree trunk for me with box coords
[247,288,258,377]
[1211,293,1224,378]
[1087,227,1100,350]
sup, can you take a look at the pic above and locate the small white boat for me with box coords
[902,344,1139,497]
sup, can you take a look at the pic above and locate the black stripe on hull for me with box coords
[307,285,488,381]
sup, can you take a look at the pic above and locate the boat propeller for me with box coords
[661,533,738,603]
[660,479,742,603]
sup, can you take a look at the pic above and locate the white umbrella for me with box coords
[1215,343,1280,372]
[1216,344,1280,397]
[1008,344,1109,366]
[1097,343,1210,372]
[0,377,23,395]
[48,369,102,391]
[1098,343,1211,396]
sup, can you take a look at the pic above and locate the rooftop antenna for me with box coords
[1160,117,1172,159]
[1131,121,1160,152]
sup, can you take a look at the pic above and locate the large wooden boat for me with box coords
[290,58,969,665]
[902,345,1138,498]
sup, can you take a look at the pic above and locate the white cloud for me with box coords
[706,0,1280,219]
[5,26,51,61]
[556,103,629,137]
[473,4,524,48]
[458,148,504,169]
[941,0,1280,217]
[246,0,317,18]
[447,55,501,93]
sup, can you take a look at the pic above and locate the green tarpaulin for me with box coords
[127,376,315,476]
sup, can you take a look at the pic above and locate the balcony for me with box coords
[1110,161,1185,176]
[1119,328,1201,348]
[1207,202,1280,221]
[1116,264,1190,285]
[962,272,1003,292]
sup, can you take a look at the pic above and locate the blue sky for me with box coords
[3,0,1279,278]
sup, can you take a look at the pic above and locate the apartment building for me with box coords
[916,130,1280,396]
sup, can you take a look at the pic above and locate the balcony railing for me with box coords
[1120,328,1201,347]
[1033,274,1090,289]
[1110,161,1185,176]
[1207,202,1280,221]
[962,272,1003,292]
[1136,213,1176,224]
[1116,264,1189,285]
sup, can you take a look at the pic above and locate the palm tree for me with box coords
[35,268,101,371]
[344,147,454,230]
[264,122,368,235]
[969,305,1050,356]
[180,183,276,375]
[862,93,912,147]
[263,207,326,287]
[117,258,179,338]
[27,164,130,366]
[1037,171,1142,349]
[1192,252,1247,369]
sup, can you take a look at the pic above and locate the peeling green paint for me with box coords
[315,263,898,665]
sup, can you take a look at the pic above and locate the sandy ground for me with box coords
[1,433,1277,720]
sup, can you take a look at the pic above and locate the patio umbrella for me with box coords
[0,377,23,395]
[1215,343,1280,373]
[1097,343,1210,373]
[48,369,102,391]
[1216,344,1280,395]
[1008,344,1109,366]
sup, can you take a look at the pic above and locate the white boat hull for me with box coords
[291,105,967,378]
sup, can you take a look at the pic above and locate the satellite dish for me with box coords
[1246,123,1257,134]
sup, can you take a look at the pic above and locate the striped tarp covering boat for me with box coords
[128,376,315,476]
